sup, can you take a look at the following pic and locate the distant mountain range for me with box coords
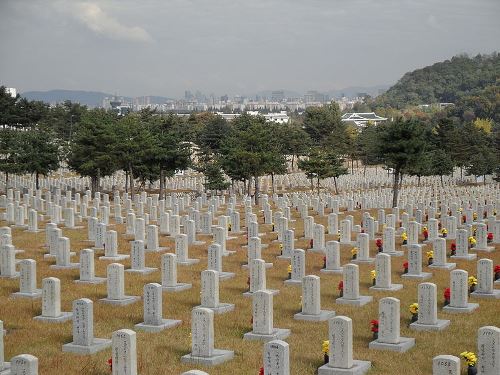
[20,85,390,107]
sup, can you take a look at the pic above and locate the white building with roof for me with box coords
[341,112,387,127]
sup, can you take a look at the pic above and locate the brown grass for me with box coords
[1,206,499,375]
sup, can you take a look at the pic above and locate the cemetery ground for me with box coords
[1,203,499,375]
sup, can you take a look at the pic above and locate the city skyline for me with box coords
[1,0,499,97]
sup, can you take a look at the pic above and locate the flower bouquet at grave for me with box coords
[468,276,477,294]
[401,232,408,245]
[287,264,292,279]
[450,242,456,256]
[462,214,467,224]
[228,223,232,232]
[444,287,450,306]
[473,212,478,221]
[322,340,329,364]
[323,256,327,269]
[460,351,478,375]
[426,250,434,266]
[495,265,500,281]
[487,233,493,244]
[351,247,358,260]
[370,319,379,340]
[259,367,264,375]
[376,238,383,253]
[472,227,477,236]
[338,280,344,297]
[441,228,448,238]
[468,236,477,249]
[403,261,408,274]
[422,226,429,240]
[370,270,376,286]
[107,358,112,372]
[438,221,442,230]
[409,303,418,323]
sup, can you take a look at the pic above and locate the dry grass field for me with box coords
[1,204,499,375]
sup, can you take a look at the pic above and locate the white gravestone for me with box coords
[175,234,199,265]
[33,277,72,323]
[429,238,456,270]
[100,263,140,306]
[207,243,235,280]
[111,329,137,375]
[284,249,305,286]
[471,259,500,299]
[402,244,432,280]
[410,282,450,331]
[135,283,181,332]
[197,270,234,314]
[12,259,42,299]
[336,264,372,307]
[75,249,106,284]
[263,340,290,375]
[62,298,111,354]
[294,275,335,321]
[10,354,38,375]
[443,269,479,313]
[126,240,156,274]
[432,355,460,375]
[244,290,291,342]
[321,241,343,274]
[477,326,500,375]
[370,253,403,291]
[181,307,234,366]
[318,316,371,375]
[161,253,192,292]
[369,297,415,352]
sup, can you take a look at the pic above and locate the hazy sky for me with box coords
[1,0,499,97]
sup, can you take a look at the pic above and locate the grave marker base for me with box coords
[62,338,112,354]
[320,267,344,275]
[472,246,494,252]
[75,277,106,285]
[450,254,477,260]
[284,279,302,286]
[0,273,19,279]
[318,360,372,375]
[368,337,415,353]
[241,262,273,269]
[0,362,11,375]
[410,319,450,331]
[401,272,432,280]
[135,318,181,333]
[98,254,130,261]
[294,310,335,321]
[11,289,42,299]
[369,283,403,292]
[146,246,169,253]
[99,296,140,306]
[50,263,80,270]
[33,312,73,323]
[196,303,235,314]
[352,258,375,264]
[384,251,404,257]
[243,289,279,298]
[471,290,500,299]
[125,267,157,275]
[181,348,234,366]
[177,259,200,266]
[443,303,479,313]
[336,296,373,307]
[429,263,456,270]
[162,283,192,292]
[243,328,291,342]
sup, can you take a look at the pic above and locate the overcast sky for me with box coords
[1,0,499,97]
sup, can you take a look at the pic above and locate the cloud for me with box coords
[65,2,153,43]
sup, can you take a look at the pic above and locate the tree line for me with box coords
[0,86,498,206]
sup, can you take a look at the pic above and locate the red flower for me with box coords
[259,367,264,375]
[370,319,379,333]
[310,239,314,248]
[107,358,112,371]
[376,239,383,247]
[494,265,500,273]
[247,276,250,286]
[403,261,408,269]
[323,256,326,262]
[444,288,451,300]
[487,233,493,240]
[338,280,344,291]
[450,243,456,251]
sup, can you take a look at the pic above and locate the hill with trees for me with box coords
[373,53,500,110]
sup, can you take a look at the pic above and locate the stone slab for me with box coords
[243,328,291,342]
[181,349,234,366]
[443,303,479,313]
[471,290,500,299]
[162,283,192,292]
[75,277,106,285]
[99,296,140,306]
[336,296,373,307]
[33,312,73,323]
[243,289,279,298]
[450,254,477,260]
[368,337,415,353]
[410,319,450,331]
[11,289,42,299]
[195,303,235,314]
[134,319,181,333]
[369,284,403,292]
[98,255,130,261]
[178,259,200,266]
[401,272,432,280]
[125,267,157,275]
[429,263,456,270]
[294,310,335,321]
[62,338,112,354]
[318,360,372,375]
[50,263,80,270]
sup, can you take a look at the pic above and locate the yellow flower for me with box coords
[409,303,419,314]
[351,247,358,255]
[426,251,434,259]
[468,237,477,245]
[468,276,477,286]
[422,226,428,232]
[401,232,408,240]
[441,228,448,234]
[370,270,376,280]
[473,213,478,220]
[322,340,329,354]
[279,243,283,250]
[287,264,292,273]
[460,351,477,366]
